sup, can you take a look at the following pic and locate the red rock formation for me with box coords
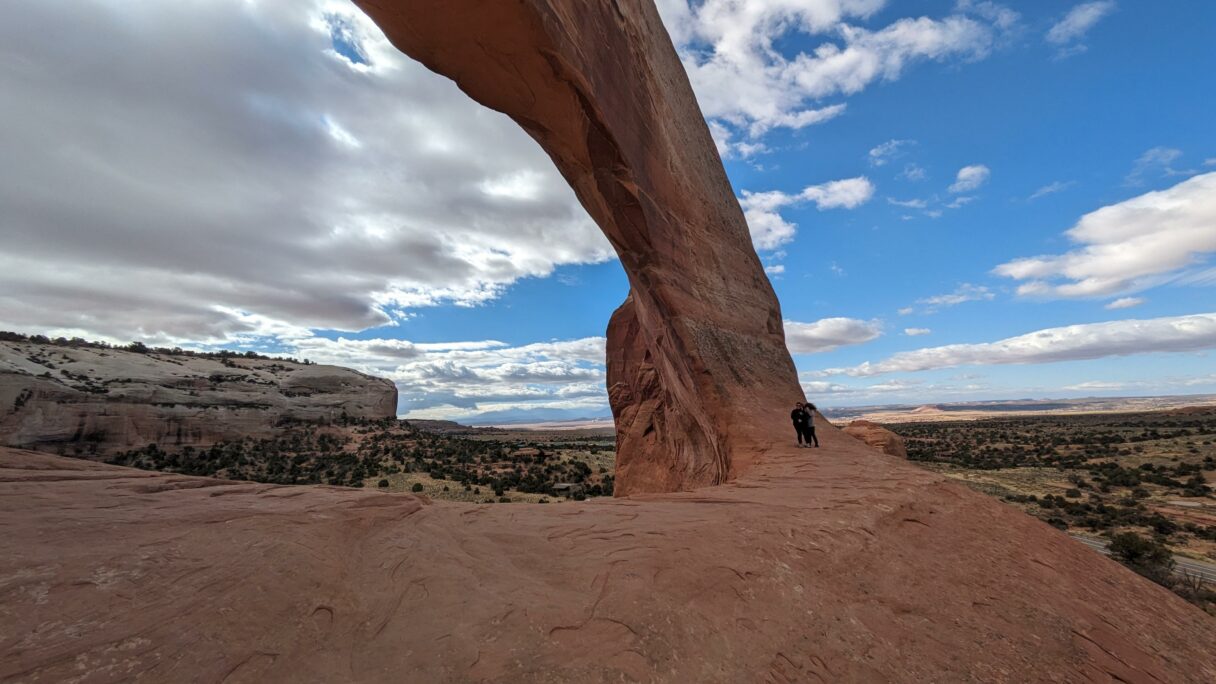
[352,0,803,495]
[843,419,908,458]
[4,444,1214,681]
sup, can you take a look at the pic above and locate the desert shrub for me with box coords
[377,479,389,488]
[1109,532,1175,586]
[411,482,424,493]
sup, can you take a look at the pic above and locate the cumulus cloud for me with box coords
[819,312,1216,377]
[1105,297,1145,310]
[740,177,875,249]
[904,328,932,336]
[281,333,611,419]
[0,0,611,346]
[994,172,1216,298]
[1046,1,1116,56]
[948,165,991,193]
[655,1,1017,154]
[785,317,882,354]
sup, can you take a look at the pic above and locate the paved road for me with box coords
[1071,535,1216,584]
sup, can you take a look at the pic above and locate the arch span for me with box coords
[354,0,803,494]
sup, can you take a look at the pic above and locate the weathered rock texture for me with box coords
[0,341,396,455]
[3,438,1214,682]
[843,419,908,458]
[352,0,803,495]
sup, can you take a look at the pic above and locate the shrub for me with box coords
[377,479,389,488]
[1109,531,1175,586]
[411,482,424,493]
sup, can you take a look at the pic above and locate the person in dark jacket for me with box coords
[790,402,810,447]
[802,402,820,447]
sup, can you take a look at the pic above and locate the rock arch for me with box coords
[354,0,804,494]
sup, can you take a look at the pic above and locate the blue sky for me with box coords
[2,0,1214,420]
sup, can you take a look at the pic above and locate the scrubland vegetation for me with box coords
[106,417,615,503]
[894,408,1216,612]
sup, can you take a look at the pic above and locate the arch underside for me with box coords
[354,0,804,494]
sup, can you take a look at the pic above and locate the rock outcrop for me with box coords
[843,419,908,458]
[352,0,803,495]
[0,340,396,455]
[3,440,1214,682]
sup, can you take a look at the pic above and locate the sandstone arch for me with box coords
[353,0,803,495]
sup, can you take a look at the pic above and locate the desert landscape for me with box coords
[4,0,1216,681]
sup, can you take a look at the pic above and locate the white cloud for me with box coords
[869,139,915,166]
[1206,158,1216,167]
[946,196,975,209]
[1063,381,1128,392]
[1105,297,1145,310]
[655,1,1017,149]
[995,172,1216,298]
[0,0,611,345]
[1029,180,1075,200]
[819,312,1216,377]
[899,164,928,181]
[283,333,611,419]
[1046,1,1116,56]
[897,307,916,316]
[915,283,995,311]
[904,328,932,336]
[1125,146,1191,186]
[889,197,928,209]
[785,317,882,354]
[740,177,875,249]
[765,264,786,275]
[948,164,991,193]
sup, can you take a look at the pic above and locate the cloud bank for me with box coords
[819,313,1216,377]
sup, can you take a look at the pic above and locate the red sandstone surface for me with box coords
[354,0,804,495]
[843,420,909,459]
[3,424,1214,682]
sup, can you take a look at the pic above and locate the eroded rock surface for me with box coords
[843,419,908,458]
[353,0,803,494]
[3,437,1214,682]
[0,340,396,455]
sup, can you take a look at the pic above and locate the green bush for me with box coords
[411,482,424,493]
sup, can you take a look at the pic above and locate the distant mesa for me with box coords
[0,334,396,456]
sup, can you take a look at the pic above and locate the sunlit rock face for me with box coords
[843,420,908,458]
[354,0,804,494]
[0,340,397,455]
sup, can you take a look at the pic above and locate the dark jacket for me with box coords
[790,408,809,425]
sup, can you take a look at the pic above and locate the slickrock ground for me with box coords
[4,420,1214,683]
[0,340,397,456]
[842,420,908,459]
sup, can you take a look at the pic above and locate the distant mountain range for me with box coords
[461,407,612,426]
[821,394,1216,422]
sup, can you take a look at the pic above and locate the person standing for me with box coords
[802,402,820,447]
[790,402,809,447]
